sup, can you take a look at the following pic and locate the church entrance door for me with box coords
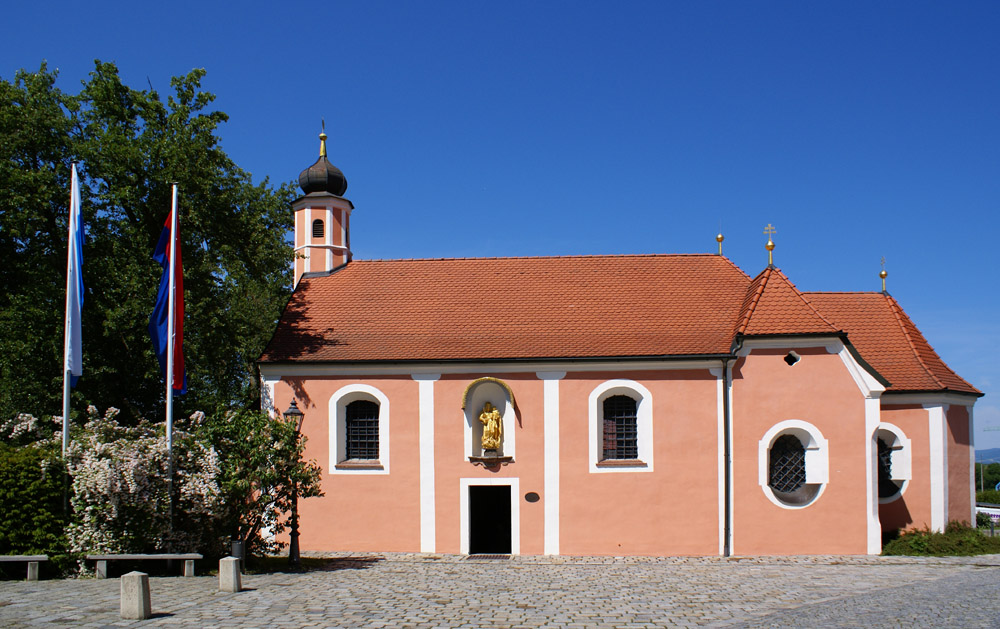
[468,485,512,554]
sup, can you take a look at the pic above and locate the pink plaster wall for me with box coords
[947,404,973,525]
[274,376,421,552]
[432,375,546,555]
[558,370,720,556]
[294,205,347,284]
[879,405,932,532]
[731,347,869,555]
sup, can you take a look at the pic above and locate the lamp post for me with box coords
[284,399,305,567]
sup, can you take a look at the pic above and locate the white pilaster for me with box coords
[969,406,976,524]
[341,208,348,265]
[927,404,948,532]
[864,397,882,554]
[326,207,334,271]
[414,374,440,552]
[538,371,565,555]
[710,367,725,556]
[303,207,312,274]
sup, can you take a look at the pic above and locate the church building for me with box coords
[258,134,982,556]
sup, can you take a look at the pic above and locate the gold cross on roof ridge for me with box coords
[763,224,776,237]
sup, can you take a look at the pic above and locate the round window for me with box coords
[769,433,820,506]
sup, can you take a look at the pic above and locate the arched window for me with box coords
[876,424,910,503]
[312,219,325,239]
[603,395,638,460]
[345,400,379,460]
[328,384,390,474]
[588,380,653,472]
[759,420,828,508]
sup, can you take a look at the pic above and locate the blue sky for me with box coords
[3,2,998,447]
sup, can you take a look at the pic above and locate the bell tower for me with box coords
[292,128,354,286]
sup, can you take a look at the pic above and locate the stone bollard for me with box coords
[184,559,195,577]
[26,562,39,581]
[120,571,151,620]
[219,556,241,593]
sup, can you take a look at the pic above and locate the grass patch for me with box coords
[882,521,1000,556]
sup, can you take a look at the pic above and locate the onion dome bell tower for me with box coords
[292,128,354,286]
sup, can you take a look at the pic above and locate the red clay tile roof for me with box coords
[806,292,980,396]
[735,267,839,337]
[260,254,751,362]
[259,255,979,396]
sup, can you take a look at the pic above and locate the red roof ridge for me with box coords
[774,269,839,331]
[804,290,884,296]
[735,267,771,336]
[882,293,946,390]
[735,267,839,337]
[355,252,735,263]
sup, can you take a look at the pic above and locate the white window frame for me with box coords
[328,384,390,475]
[759,419,828,508]
[876,422,911,504]
[588,379,654,473]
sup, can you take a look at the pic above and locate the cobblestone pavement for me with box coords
[1,553,999,627]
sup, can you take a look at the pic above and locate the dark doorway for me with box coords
[469,485,512,554]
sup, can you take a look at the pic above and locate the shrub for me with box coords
[0,443,68,555]
[65,407,224,555]
[883,521,1000,556]
[976,489,1000,504]
[205,409,323,559]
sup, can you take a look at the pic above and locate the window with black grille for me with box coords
[877,437,902,499]
[312,219,325,239]
[769,434,806,494]
[602,395,638,460]
[345,400,379,460]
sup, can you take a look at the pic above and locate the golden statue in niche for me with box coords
[479,402,503,451]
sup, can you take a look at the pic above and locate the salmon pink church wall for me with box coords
[947,404,973,525]
[275,376,421,552]
[431,374,546,555]
[731,347,869,555]
[879,405,932,532]
[557,370,720,556]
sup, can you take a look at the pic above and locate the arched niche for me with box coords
[462,378,517,459]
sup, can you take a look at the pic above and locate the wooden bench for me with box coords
[85,553,202,579]
[0,555,49,581]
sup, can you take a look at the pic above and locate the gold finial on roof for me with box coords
[319,119,328,158]
[880,257,888,293]
[763,223,776,266]
[716,232,724,255]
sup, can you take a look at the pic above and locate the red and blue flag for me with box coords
[149,210,187,394]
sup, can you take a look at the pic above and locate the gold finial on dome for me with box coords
[763,224,776,266]
[880,257,888,293]
[716,232,724,255]
[319,119,328,158]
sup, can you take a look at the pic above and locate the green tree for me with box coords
[975,462,1000,492]
[0,61,296,423]
[205,410,323,559]
[0,444,67,557]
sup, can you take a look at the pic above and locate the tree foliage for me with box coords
[0,61,296,423]
[975,463,1000,493]
[205,410,323,558]
[0,442,67,557]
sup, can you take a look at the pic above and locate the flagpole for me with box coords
[62,163,80,458]
[166,184,178,481]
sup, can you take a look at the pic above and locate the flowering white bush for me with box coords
[63,407,224,554]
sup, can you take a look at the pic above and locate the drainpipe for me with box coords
[722,356,733,557]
